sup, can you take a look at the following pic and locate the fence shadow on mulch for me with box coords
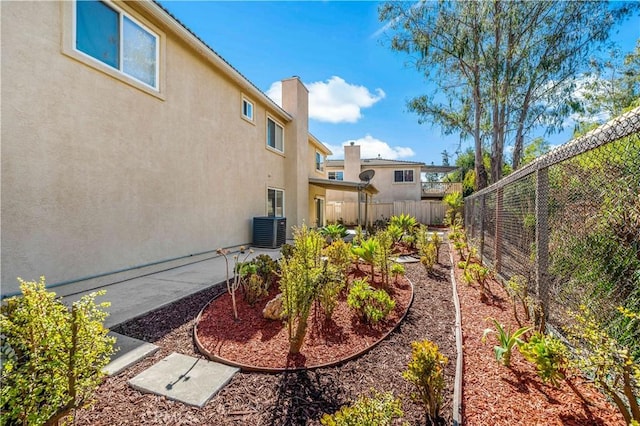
[267,368,343,425]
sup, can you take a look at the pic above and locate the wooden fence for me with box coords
[326,200,446,226]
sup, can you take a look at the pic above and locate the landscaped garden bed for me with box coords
[74,246,456,425]
[65,214,633,425]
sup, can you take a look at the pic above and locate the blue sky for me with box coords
[158,1,640,163]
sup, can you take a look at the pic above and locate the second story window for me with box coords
[328,171,344,181]
[394,169,414,183]
[75,0,159,89]
[267,117,284,153]
[242,97,254,121]
[315,152,325,172]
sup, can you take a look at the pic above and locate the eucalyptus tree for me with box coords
[379,1,637,186]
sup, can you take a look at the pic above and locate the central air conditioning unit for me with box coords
[252,217,286,248]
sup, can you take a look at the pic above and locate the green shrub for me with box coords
[320,224,348,241]
[403,340,448,424]
[347,279,395,324]
[317,263,345,321]
[390,213,417,236]
[374,230,394,289]
[351,238,379,282]
[252,254,278,290]
[391,263,405,283]
[464,263,491,301]
[243,273,267,306]
[386,223,404,244]
[324,239,353,281]
[566,305,640,424]
[320,390,403,426]
[280,225,325,354]
[519,332,567,387]
[0,277,115,426]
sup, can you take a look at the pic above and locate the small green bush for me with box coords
[519,332,567,386]
[403,340,448,424]
[391,263,405,283]
[320,390,403,426]
[347,279,395,324]
[324,239,353,281]
[243,273,267,306]
[1,277,115,426]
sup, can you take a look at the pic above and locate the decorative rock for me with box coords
[263,293,285,320]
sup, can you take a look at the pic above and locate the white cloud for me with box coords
[265,76,385,124]
[327,135,415,160]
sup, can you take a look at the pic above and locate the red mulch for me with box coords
[68,235,626,425]
[451,247,625,425]
[195,266,413,370]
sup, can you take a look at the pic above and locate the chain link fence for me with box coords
[465,106,640,355]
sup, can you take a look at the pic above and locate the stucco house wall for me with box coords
[1,1,325,296]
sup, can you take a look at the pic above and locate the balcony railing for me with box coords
[421,181,462,198]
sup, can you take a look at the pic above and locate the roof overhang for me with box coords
[309,178,379,195]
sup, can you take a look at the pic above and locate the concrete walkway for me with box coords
[60,247,281,405]
[62,247,281,328]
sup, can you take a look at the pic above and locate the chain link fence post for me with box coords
[535,167,550,322]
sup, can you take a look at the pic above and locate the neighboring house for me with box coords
[0,0,365,297]
[325,143,460,225]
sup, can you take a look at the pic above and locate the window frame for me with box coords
[266,115,285,154]
[267,187,285,217]
[64,0,164,97]
[241,96,254,123]
[394,169,415,183]
[328,171,344,181]
[315,151,325,172]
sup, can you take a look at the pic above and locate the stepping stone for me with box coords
[104,332,159,376]
[394,255,420,263]
[128,352,239,407]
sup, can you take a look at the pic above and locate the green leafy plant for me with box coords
[430,232,442,263]
[464,263,491,301]
[505,275,531,326]
[347,278,395,324]
[279,225,326,354]
[482,318,531,367]
[317,263,345,321]
[243,273,267,306]
[390,213,417,237]
[386,223,404,244]
[351,238,379,282]
[324,238,353,281]
[252,254,278,291]
[566,305,640,424]
[519,332,568,386]
[0,277,115,426]
[403,339,448,424]
[320,390,403,426]
[280,243,295,260]
[218,246,254,320]
[416,226,437,274]
[320,224,348,242]
[443,191,463,226]
[374,230,394,289]
[391,263,405,284]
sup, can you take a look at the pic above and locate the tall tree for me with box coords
[379,1,637,188]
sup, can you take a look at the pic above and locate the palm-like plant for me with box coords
[351,238,379,282]
[320,224,348,241]
[390,213,417,237]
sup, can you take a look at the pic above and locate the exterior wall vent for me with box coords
[252,217,286,248]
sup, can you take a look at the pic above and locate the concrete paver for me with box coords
[128,352,239,407]
[105,332,159,376]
